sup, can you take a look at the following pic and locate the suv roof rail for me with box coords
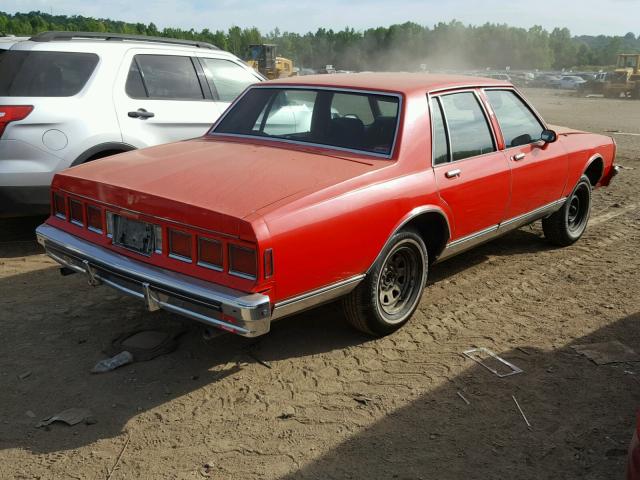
[30,31,219,50]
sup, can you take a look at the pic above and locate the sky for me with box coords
[2,0,639,36]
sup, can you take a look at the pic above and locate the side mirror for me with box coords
[540,129,557,144]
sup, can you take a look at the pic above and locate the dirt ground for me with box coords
[1,88,639,480]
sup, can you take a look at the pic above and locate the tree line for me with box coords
[1,11,639,71]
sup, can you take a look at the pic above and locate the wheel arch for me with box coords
[70,142,137,167]
[584,154,604,187]
[368,206,451,273]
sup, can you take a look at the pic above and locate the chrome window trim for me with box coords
[427,88,498,167]
[229,270,257,281]
[88,226,103,234]
[209,84,404,160]
[54,212,67,220]
[481,87,549,152]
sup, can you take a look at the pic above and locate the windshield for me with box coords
[213,87,401,157]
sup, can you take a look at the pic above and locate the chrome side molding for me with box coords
[272,275,365,320]
[437,198,566,261]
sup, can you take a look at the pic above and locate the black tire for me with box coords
[542,175,592,246]
[343,229,428,336]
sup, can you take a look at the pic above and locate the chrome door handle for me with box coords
[445,169,461,178]
[512,152,526,161]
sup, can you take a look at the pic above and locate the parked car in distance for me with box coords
[36,73,619,338]
[558,75,588,90]
[483,73,511,82]
[0,31,263,216]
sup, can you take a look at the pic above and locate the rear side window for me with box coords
[0,51,98,97]
[200,58,258,102]
[126,55,203,100]
[439,92,495,161]
[485,90,544,147]
[430,98,449,165]
[331,93,375,125]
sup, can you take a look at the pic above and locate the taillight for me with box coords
[154,225,163,253]
[229,244,257,280]
[168,229,192,262]
[69,199,83,226]
[86,205,103,233]
[198,237,223,270]
[0,105,33,137]
[53,192,66,219]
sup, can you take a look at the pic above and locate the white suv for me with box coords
[0,31,263,216]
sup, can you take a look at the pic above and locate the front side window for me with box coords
[126,55,203,100]
[485,90,544,148]
[200,58,259,102]
[439,92,495,161]
[214,87,401,156]
[0,51,98,97]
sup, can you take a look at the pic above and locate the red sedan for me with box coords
[36,74,619,337]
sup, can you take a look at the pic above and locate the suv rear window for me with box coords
[0,51,98,97]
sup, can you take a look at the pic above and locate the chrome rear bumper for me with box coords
[35,224,272,337]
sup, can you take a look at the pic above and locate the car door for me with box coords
[431,90,511,241]
[483,89,567,220]
[114,50,224,148]
[198,56,263,112]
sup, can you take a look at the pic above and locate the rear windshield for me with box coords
[213,87,401,156]
[0,51,99,97]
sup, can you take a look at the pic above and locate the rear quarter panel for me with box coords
[253,90,450,302]
[559,132,616,196]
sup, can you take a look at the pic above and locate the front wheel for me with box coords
[343,229,428,336]
[542,175,592,246]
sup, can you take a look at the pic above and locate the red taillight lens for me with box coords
[0,105,33,137]
[53,193,66,219]
[169,229,192,261]
[69,199,83,225]
[87,205,103,233]
[198,237,223,270]
[229,244,257,280]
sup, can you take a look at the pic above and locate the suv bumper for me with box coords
[36,223,272,337]
[0,185,50,216]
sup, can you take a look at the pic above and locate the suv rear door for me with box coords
[114,50,223,148]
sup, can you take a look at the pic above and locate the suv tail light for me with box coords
[0,106,33,137]
[229,244,257,280]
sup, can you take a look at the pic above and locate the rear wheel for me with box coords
[542,175,592,246]
[343,229,427,336]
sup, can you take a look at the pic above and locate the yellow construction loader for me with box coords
[246,44,297,80]
[603,54,640,99]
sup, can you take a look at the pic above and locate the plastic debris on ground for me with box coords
[36,408,93,428]
[91,351,134,373]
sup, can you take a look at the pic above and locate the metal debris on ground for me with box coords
[517,347,532,356]
[463,347,524,378]
[512,395,532,429]
[456,391,470,405]
[572,340,640,365]
[36,407,92,428]
[248,352,272,369]
[106,433,130,480]
[91,351,134,373]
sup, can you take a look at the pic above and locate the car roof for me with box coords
[261,73,511,95]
